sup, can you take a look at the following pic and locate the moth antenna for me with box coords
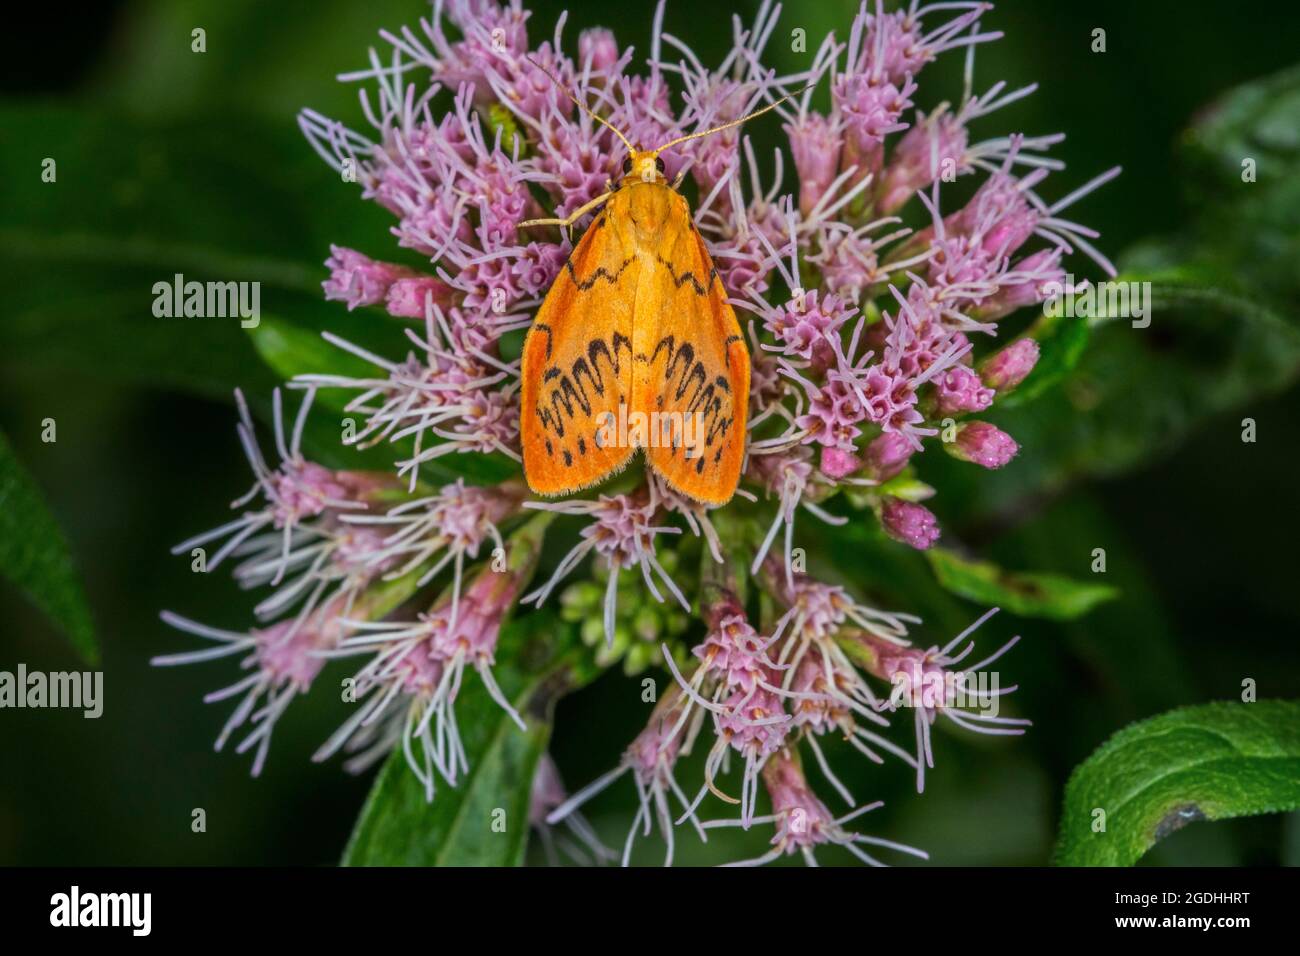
[525,55,636,155]
[651,84,814,156]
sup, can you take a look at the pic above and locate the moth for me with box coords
[519,75,792,506]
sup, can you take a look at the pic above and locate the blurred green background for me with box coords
[2,0,1298,865]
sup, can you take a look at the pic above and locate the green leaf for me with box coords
[0,103,395,398]
[1184,64,1300,179]
[1055,700,1300,866]
[931,263,1300,524]
[0,432,96,662]
[1043,267,1299,479]
[247,314,382,395]
[0,103,521,487]
[341,612,601,866]
[94,0,433,124]
[1181,63,1300,297]
[932,65,1300,522]
[926,547,1118,621]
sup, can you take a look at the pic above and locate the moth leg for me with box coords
[519,191,612,230]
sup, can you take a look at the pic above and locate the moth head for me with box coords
[621,150,667,185]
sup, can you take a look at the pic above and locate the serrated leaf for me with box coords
[1055,700,1300,866]
[0,432,96,662]
[342,613,601,866]
[926,547,1118,621]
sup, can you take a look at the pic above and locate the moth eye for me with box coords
[655,157,666,174]
[622,158,633,175]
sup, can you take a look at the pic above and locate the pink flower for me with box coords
[529,754,614,865]
[764,289,852,366]
[980,337,1041,392]
[154,601,347,777]
[523,490,688,646]
[713,748,928,867]
[835,70,917,177]
[947,420,1019,469]
[323,246,420,310]
[385,276,456,318]
[876,109,970,214]
[544,684,698,866]
[851,608,1030,791]
[162,0,1117,865]
[170,387,395,613]
[880,496,941,550]
[577,28,622,74]
[820,446,863,479]
[933,364,995,415]
[785,112,845,216]
[314,514,547,799]
[972,248,1065,321]
[861,431,915,481]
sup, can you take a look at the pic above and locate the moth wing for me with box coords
[520,205,640,496]
[637,213,750,506]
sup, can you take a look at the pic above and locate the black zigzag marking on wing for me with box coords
[655,254,717,296]
[534,323,554,359]
[534,333,633,442]
[566,256,633,290]
[648,335,738,466]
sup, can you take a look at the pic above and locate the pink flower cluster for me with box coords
[158,0,1116,866]
[551,566,1027,864]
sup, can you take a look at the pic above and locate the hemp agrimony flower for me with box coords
[160,0,1115,866]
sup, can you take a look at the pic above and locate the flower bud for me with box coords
[385,276,455,317]
[820,446,863,479]
[979,338,1040,393]
[785,112,845,217]
[945,421,1019,469]
[876,112,969,214]
[861,431,914,481]
[880,497,940,550]
[322,245,420,310]
[578,28,621,73]
[932,365,994,416]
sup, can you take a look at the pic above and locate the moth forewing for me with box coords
[521,166,751,505]
[519,197,639,496]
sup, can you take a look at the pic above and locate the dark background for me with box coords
[1,0,1297,865]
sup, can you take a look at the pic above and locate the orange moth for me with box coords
[519,69,795,506]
